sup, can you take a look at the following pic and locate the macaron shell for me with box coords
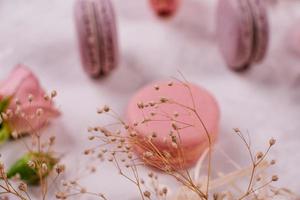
[287,23,300,56]
[127,81,219,147]
[247,0,269,63]
[75,0,101,76]
[95,0,118,74]
[74,0,118,78]
[126,81,220,168]
[216,0,254,70]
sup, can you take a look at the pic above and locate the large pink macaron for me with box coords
[216,0,269,71]
[126,81,220,168]
[149,0,181,18]
[74,0,118,78]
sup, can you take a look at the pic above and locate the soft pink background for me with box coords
[0,0,299,199]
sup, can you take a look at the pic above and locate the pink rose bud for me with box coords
[0,65,60,142]
[149,0,181,18]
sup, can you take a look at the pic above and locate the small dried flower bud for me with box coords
[1,113,8,120]
[28,94,33,102]
[149,101,155,107]
[272,175,279,182]
[154,85,160,90]
[18,182,27,192]
[41,163,48,173]
[44,94,50,101]
[103,105,110,112]
[171,122,178,130]
[143,191,151,198]
[11,131,19,139]
[84,149,91,155]
[256,152,264,160]
[148,172,154,178]
[36,108,44,116]
[270,160,276,165]
[137,102,144,109]
[133,121,138,126]
[27,160,36,169]
[143,151,153,158]
[233,128,240,133]
[97,108,103,114]
[269,138,276,146]
[162,187,168,194]
[171,142,178,149]
[49,136,56,145]
[51,90,57,98]
[108,157,113,162]
[6,109,13,118]
[0,162,4,170]
[173,112,179,117]
[88,136,95,140]
[15,98,21,105]
[129,131,137,137]
[160,97,168,103]
[55,164,65,174]
[151,132,157,138]
[168,81,173,86]
[90,166,96,173]
[56,192,66,199]
[128,154,133,159]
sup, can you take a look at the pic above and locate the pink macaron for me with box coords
[149,0,181,18]
[216,0,269,71]
[74,0,118,78]
[126,81,220,169]
[287,22,300,56]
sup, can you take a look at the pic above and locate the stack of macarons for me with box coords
[74,0,118,78]
[216,0,269,71]
[126,81,220,169]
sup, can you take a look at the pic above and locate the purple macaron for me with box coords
[216,0,269,71]
[74,0,118,78]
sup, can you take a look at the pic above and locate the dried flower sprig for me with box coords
[0,90,65,200]
[85,78,298,200]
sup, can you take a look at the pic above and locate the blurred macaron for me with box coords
[216,0,269,71]
[149,0,181,18]
[126,80,220,169]
[287,22,300,56]
[74,0,118,78]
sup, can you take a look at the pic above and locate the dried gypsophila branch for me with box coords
[0,91,66,200]
[85,79,299,200]
[174,130,298,200]
[84,78,217,200]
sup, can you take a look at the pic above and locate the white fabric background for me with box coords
[0,0,299,199]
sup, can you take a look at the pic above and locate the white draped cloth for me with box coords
[0,0,299,199]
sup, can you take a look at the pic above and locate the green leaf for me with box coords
[7,152,58,185]
[0,123,10,144]
[0,97,10,113]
